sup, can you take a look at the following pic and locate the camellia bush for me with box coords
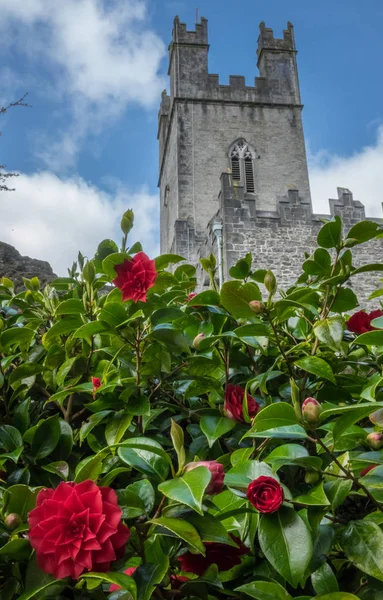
[1,212,383,600]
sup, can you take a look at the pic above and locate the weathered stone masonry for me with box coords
[159,17,383,303]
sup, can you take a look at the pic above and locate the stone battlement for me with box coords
[257,22,296,61]
[171,16,208,46]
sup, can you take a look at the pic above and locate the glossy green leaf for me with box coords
[149,516,205,554]
[4,484,42,519]
[341,520,383,582]
[314,317,345,349]
[330,288,359,313]
[235,580,293,600]
[225,460,277,488]
[31,415,61,460]
[354,330,383,346]
[259,507,313,587]
[220,280,262,318]
[0,539,32,560]
[80,572,136,598]
[311,562,339,596]
[170,418,186,472]
[295,356,336,384]
[294,482,330,506]
[102,252,130,280]
[158,466,211,514]
[187,290,220,306]
[44,316,83,342]
[200,414,237,447]
[55,299,86,316]
[118,438,170,481]
[244,403,307,440]
[317,216,342,249]
[346,220,382,245]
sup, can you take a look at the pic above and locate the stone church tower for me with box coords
[159,17,382,303]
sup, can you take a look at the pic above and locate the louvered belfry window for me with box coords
[229,139,256,193]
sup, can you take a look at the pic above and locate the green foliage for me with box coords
[0,216,383,599]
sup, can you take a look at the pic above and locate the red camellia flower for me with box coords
[178,536,248,575]
[109,567,137,592]
[170,575,190,589]
[360,465,378,477]
[224,384,260,422]
[184,461,224,495]
[113,252,157,303]
[347,309,383,334]
[28,481,130,580]
[247,476,284,514]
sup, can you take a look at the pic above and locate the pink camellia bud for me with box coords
[249,300,265,314]
[193,333,206,350]
[360,465,378,477]
[5,513,22,531]
[301,397,322,425]
[367,432,383,450]
[184,461,224,495]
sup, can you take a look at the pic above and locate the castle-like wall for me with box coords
[197,175,383,306]
[159,17,311,262]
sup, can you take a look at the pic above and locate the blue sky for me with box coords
[1,0,382,274]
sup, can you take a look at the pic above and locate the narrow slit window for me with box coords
[244,157,255,192]
[229,139,256,193]
[231,156,241,180]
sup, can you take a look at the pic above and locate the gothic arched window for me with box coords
[229,139,256,193]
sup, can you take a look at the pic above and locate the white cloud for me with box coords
[0,0,166,168]
[309,125,383,218]
[0,172,159,275]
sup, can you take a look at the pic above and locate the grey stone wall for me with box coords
[198,177,383,307]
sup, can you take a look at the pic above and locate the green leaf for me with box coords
[31,415,61,460]
[220,280,262,318]
[187,513,239,546]
[330,288,359,313]
[105,411,132,445]
[187,290,220,306]
[244,403,307,440]
[118,438,170,481]
[1,327,34,351]
[0,538,32,560]
[149,516,205,554]
[294,482,330,506]
[4,484,42,519]
[351,263,383,275]
[0,424,23,451]
[259,507,313,587]
[333,404,383,441]
[102,252,130,280]
[42,461,69,480]
[354,330,383,346]
[317,216,342,249]
[75,451,106,483]
[158,466,211,514]
[155,253,184,270]
[95,238,119,262]
[8,364,44,387]
[55,298,86,316]
[80,572,136,598]
[200,414,237,448]
[135,563,168,600]
[311,563,339,596]
[80,410,112,443]
[44,316,83,342]
[229,257,252,280]
[225,460,277,489]
[314,317,345,349]
[73,320,112,339]
[235,580,293,600]
[341,520,383,582]
[48,383,93,407]
[170,419,186,473]
[294,356,336,384]
[303,248,332,276]
[346,220,382,246]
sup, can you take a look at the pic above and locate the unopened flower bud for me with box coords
[193,333,205,349]
[5,513,22,531]
[369,409,383,427]
[305,470,320,484]
[249,300,265,314]
[301,397,322,425]
[264,270,277,294]
[367,432,383,450]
